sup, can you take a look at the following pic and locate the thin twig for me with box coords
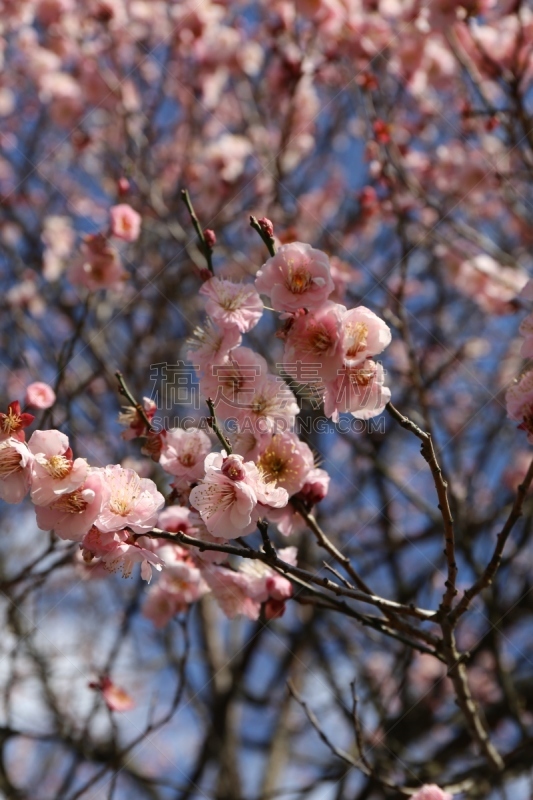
[386,402,457,613]
[206,398,232,453]
[115,371,154,432]
[450,456,533,623]
[181,188,214,274]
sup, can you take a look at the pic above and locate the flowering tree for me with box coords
[1,0,533,798]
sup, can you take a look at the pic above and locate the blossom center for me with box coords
[257,450,291,483]
[108,473,141,516]
[0,443,22,478]
[345,322,368,359]
[44,454,72,479]
[287,265,312,294]
[1,408,22,435]
[51,491,88,514]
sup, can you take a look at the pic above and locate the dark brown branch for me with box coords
[386,402,457,613]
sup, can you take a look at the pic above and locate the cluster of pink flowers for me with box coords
[188,240,391,442]
[67,204,141,292]
[506,279,533,442]
[0,409,166,582]
[0,390,304,622]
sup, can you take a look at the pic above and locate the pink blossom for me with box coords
[189,454,259,538]
[190,451,288,539]
[199,277,264,332]
[295,467,330,506]
[233,373,300,437]
[34,470,108,540]
[324,360,391,422]
[283,301,345,383]
[95,465,165,534]
[157,505,197,536]
[341,306,392,366]
[68,234,127,292]
[521,278,533,301]
[0,438,33,504]
[109,204,142,242]
[0,401,34,442]
[201,546,296,620]
[82,526,165,582]
[257,432,314,496]
[255,242,334,312]
[201,563,262,620]
[118,396,156,440]
[200,346,268,420]
[24,382,56,410]
[28,429,88,506]
[506,370,533,442]
[186,322,242,376]
[142,545,209,626]
[519,312,533,359]
[159,428,212,484]
[453,255,527,315]
[239,546,296,604]
[410,786,453,800]
[89,676,135,712]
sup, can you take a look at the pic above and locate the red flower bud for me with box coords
[203,229,216,249]
[117,177,130,196]
[258,217,274,238]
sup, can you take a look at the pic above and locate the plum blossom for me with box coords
[200,346,268,420]
[342,306,392,366]
[81,526,165,582]
[0,438,33,504]
[157,505,198,537]
[453,255,527,315]
[28,430,88,506]
[68,234,127,292]
[190,451,288,539]
[186,322,242,375]
[506,370,533,442]
[95,465,165,534]
[109,203,142,242]
[235,374,300,437]
[159,428,212,485]
[118,396,156,440]
[24,382,56,410]
[519,312,533,359]
[0,401,34,442]
[283,301,345,383]
[255,242,334,312]
[89,676,135,712]
[324,360,391,421]
[257,432,314,496]
[201,563,263,620]
[295,467,330,506]
[199,277,264,332]
[410,786,453,800]
[34,470,108,540]
[202,546,296,620]
[142,544,209,626]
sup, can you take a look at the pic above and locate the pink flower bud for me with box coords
[24,382,56,410]
[221,455,246,482]
[203,228,216,248]
[117,177,130,196]
[258,217,274,238]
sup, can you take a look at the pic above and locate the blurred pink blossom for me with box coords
[109,204,142,242]
[25,382,56,410]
